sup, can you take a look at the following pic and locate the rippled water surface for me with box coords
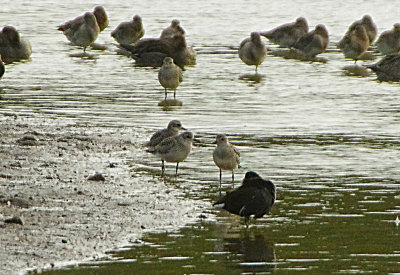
[2,0,400,274]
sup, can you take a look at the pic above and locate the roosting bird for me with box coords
[214,171,276,226]
[294,24,329,58]
[260,17,309,48]
[239,32,267,74]
[338,24,369,63]
[0,26,32,62]
[57,11,100,52]
[376,24,400,55]
[111,15,144,45]
[119,34,188,68]
[367,54,400,82]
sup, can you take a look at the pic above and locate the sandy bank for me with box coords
[0,114,207,274]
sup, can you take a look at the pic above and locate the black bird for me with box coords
[0,55,4,79]
[367,54,400,82]
[119,34,187,69]
[214,171,276,226]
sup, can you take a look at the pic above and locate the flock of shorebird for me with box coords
[144,119,273,225]
[1,6,400,224]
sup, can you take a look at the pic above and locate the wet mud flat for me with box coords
[0,114,206,274]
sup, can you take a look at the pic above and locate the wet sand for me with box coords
[0,114,207,274]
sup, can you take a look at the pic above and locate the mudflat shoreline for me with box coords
[0,114,206,274]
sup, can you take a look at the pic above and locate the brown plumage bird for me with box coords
[57,12,100,52]
[294,24,329,58]
[261,17,309,48]
[376,24,400,55]
[111,15,144,45]
[160,19,185,39]
[92,6,108,32]
[119,35,187,68]
[0,26,32,62]
[346,14,377,45]
[338,24,369,63]
[214,171,276,226]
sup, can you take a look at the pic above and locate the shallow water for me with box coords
[2,0,400,274]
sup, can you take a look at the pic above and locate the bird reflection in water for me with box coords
[214,228,276,273]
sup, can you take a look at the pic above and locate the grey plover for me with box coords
[158,57,183,100]
[261,17,309,48]
[213,134,240,190]
[294,24,329,58]
[367,54,400,82]
[346,15,377,44]
[239,32,267,74]
[58,12,100,52]
[160,19,185,39]
[147,131,194,176]
[0,26,32,62]
[146,120,186,148]
[213,171,276,226]
[376,24,400,55]
[111,15,144,45]
[338,24,369,63]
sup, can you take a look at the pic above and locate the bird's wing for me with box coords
[294,31,313,50]
[58,15,84,32]
[154,136,179,155]
[239,38,250,50]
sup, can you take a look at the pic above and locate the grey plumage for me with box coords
[146,120,186,148]
[239,32,267,74]
[58,12,100,52]
[213,134,240,190]
[148,131,194,176]
[158,57,183,100]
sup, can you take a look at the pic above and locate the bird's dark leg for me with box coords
[255,65,258,74]
[175,162,179,176]
[244,217,250,228]
[161,160,165,176]
[164,88,167,100]
[232,170,235,188]
[174,89,176,100]
[219,169,222,197]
